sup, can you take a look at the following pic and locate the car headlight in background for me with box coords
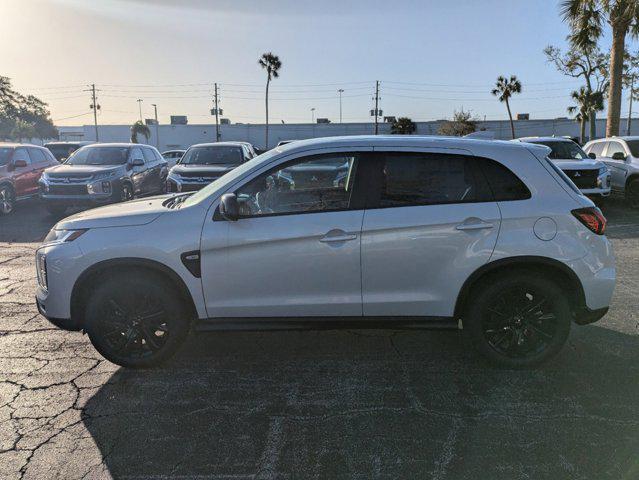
[598,166,608,176]
[43,228,88,245]
[87,180,111,194]
[36,252,47,290]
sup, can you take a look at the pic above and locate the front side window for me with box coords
[66,147,129,166]
[235,153,358,217]
[624,140,639,157]
[181,146,243,165]
[0,148,13,166]
[142,148,156,163]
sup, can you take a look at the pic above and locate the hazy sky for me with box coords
[0,0,630,126]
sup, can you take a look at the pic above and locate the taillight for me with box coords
[572,207,606,235]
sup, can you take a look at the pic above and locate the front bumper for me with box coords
[36,295,80,331]
[40,192,116,206]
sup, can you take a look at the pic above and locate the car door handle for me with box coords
[456,220,494,231]
[319,232,357,243]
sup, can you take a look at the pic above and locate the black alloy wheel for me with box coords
[0,185,15,215]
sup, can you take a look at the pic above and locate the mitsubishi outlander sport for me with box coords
[35,136,615,368]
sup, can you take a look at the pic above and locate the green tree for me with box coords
[0,76,57,140]
[491,75,522,139]
[10,119,36,142]
[437,109,478,136]
[258,52,282,150]
[561,0,639,136]
[544,44,608,140]
[130,120,151,144]
[390,117,417,134]
[568,86,604,143]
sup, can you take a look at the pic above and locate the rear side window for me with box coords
[376,153,492,207]
[587,142,605,156]
[605,141,626,158]
[476,158,531,201]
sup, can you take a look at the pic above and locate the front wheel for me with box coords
[120,183,134,202]
[84,272,191,368]
[0,185,15,215]
[463,274,571,368]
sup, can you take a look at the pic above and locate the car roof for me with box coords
[44,141,94,146]
[0,142,41,148]
[188,142,246,148]
[83,143,151,149]
[516,136,575,143]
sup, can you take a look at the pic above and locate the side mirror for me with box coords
[13,159,27,168]
[219,193,239,221]
[588,152,596,159]
[611,151,627,161]
[129,157,144,167]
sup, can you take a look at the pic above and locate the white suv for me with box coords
[35,136,615,368]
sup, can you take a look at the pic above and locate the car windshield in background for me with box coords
[0,148,12,166]
[180,146,243,165]
[625,140,639,157]
[535,141,588,160]
[66,147,129,166]
[46,144,78,161]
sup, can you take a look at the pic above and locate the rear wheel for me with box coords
[0,185,15,215]
[463,274,571,368]
[626,178,639,209]
[84,272,191,368]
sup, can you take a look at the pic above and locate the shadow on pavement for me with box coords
[82,325,639,479]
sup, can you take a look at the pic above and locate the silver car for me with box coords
[583,136,639,207]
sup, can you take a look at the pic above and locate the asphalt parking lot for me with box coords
[0,198,638,479]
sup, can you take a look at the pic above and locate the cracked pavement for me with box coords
[1,198,638,479]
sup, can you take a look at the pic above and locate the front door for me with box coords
[361,150,502,317]
[200,151,369,318]
[602,141,628,191]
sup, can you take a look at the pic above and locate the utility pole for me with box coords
[374,80,380,135]
[86,84,100,142]
[137,99,143,122]
[628,74,635,136]
[151,103,159,149]
[338,89,344,123]
[214,83,221,142]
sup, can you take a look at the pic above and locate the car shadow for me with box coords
[81,325,639,479]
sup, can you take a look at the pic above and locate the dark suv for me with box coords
[166,142,254,192]
[0,143,58,215]
[44,141,94,162]
[39,143,168,215]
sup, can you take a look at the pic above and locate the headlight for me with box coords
[36,252,47,290]
[598,166,608,176]
[43,228,88,245]
[167,171,181,181]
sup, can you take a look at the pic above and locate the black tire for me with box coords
[120,182,134,202]
[462,273,571,368]
[84,271,191,368]
[46,205,67,216]
[626,178,639,209]
[0,185,15,215]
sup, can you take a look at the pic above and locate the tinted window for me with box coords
[46,144,79,161]
[13,148,31,165]
[587,142,605,156]
[142,148,156,163]
[235,154,358,217]
[181,146,243,165]
[0,148,13,166]
[605,142,625,158]
[66,147,129,165]
[377,153,490,207]
[532,140,588,160]
[478,158,531,201]
[29,148,47,164]
[153,149,164,162]
[625,140,639,157]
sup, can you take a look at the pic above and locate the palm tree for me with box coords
[491,75,522,139]
[258,52,282,150]
[390,117,417,134]
[130,120,150,144]
[568,87,605,143]
[561,0,639,136]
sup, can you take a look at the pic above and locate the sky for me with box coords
[0,0,633,127]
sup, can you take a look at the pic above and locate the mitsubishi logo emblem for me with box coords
[573,172,581,177]
[63,178,70,183]
[311,175,318,182]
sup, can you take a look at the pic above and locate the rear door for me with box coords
[361,149,501,317]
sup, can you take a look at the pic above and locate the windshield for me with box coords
[180,146,243,165]
[46,144,79,161]
[66,147,129,166]
[533,140,588,160]
[0,148,12,166]
[625,140,639,157]
[182,148,282,208]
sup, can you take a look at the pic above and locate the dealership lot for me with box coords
[0,199,638,479]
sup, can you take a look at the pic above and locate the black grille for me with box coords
[563,169,598,189]
[48,184,88,195]
[180,184,205,192]
[179,171,224,180]
[47,173,93,181]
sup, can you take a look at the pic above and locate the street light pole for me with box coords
[338,89,344,123]
[137,99,143,121]
[311,107,316,123]
[151,103,159,149]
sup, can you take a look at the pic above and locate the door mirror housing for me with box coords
[588,152,597,159]
[611,151,627,161]
[219,193,239,221]
[129,157,145,167]
[12,159,28,168]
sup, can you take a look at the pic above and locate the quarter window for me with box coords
[477,157,531,201]
[235,153,358,217]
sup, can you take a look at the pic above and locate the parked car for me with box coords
[583,136,639,207]
[44,141,95,162]
[36,136,615,368]
[0,143,58,215]
[39,143,168,215]
[166,142,254,193]
[516,137,611,199]
[276,140,298,147]
[161,149,186,168]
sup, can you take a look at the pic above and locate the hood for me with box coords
[45,164,124,177]
[171,164,236,175]
[56,195,172,230]
[549,158,603,170]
